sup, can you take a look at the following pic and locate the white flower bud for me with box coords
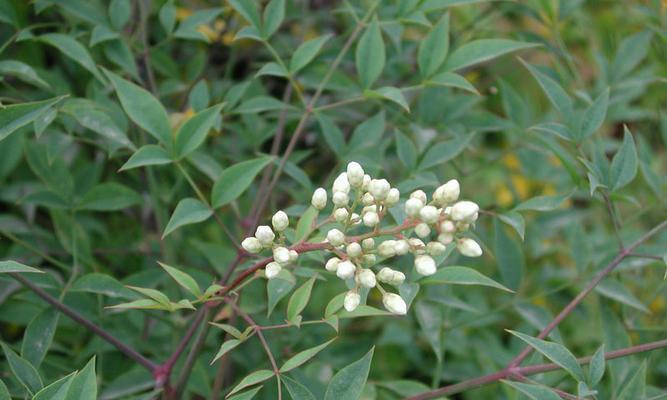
[426,241,447,256]
[326,229,345,247]
[440,220,456,233]
[289,250,299,262]
[368,179,390,201]
[311,187,327,210]
[457,238,482,257]
[344,290,361,312]
[325,257,340,272]
[361,254,376,265]
[377,240,397,257]
[273,246,290,265]
[414,255,437,276]
[358,269,376,288]
[361,192,374,206]
[405,198,424,217]
[332,172,350,194]
[408,238,425,250]
[457,221,471,231]
[382,293,407,315]
[438,232,454,245]
[451,201,479,222]
[393,240,410,255]
[363,211,379,227]
[346,162,365,188]
[415,223,431,238]
[362,238,375,250]
[350,213,361,224]
[362,174,371,190]
[241,237,262,253]
[333,207,349,223]
[362,205,377,214]
[332,191,349,207]
[419,205,440,224]
[385,188,400,207]
[255,225,275,246]
[271,210,289,232]
[377,267,406,285]
[265,262,281,279]
[410,190,427,204]
[336,260,356,279]
[346,242,362,257]
[433,179,460,205]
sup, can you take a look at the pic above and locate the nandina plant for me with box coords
[0,1,666,400]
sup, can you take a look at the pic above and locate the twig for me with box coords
[174,308,212,399]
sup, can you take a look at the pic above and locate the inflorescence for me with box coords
[241,162,482,315]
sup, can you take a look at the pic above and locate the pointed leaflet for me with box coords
[519,59,573,115]
[282,375,317,400]
[262,0,284,38]
[0,97,63,142]
[227,370,274,397]
[162,198,213,238]
[501,380,561,400]
[426,72,479,95]
[211,156,273,208]
[494,220,524,291]
[279,338,336,373]
[609,127,637,191]
[444,39,539,71]
[158,262,202,297]
[286,277,316,323]
[21,308,59,367]
[324,347,374,400]
[508,330,585,382]
[355,17,385,89]
[211,339,241,364]
[579,88,609,140]
[120,145,172,171]
[40,34,104,82]
[588,344,605,386]
[105,70,171,145]
[32,373,75,400]
[0,343,42,395]
[0,60,50,89]
[422,266,513,292]
[616,360,646,400]
[78,183,141,211]
[418,13,449,78]
[228,0,260,28]
[0,260,44,274]
[369,87,410,112]
[174,103,223,159]
[513,192,571,212]
[290,35,331,73]
[66,357,97,400]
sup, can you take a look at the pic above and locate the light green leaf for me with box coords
[324,347,374,400]
[282,375,316,400]
[159,1,177,33]
[355,18,385,89]
[228,370,274,397]
[211,156,273,208]
[66,357,97,400]
[40,33,104,82]
[579,88,609,140]
[338,305,392,318]
[32,372,75,400]
[287,277,316,324]
[90,25,118,47]
[256,62,288,78]
[501,380,561,400]
[280,338,335,373]
[616,360,645,400]
[174,103,223,159]
[0,60,50,89]
[71,273,138,299]
[119,145,172,171]
[508,330,585,382]
[262,0,284,38]
[61,98,135,149]
[267,269,296,316]
[229,0,261,28]
[494,220,524,291]
[444,39,538,71]
[209,323,244,339]
[595,278,649,313]
[158,261,202,297]
[422,266,513,292]
[211,339,241,364]
[109,0,131,30]
[21,309,59,367]
[418,13,449,78]
[106,299,166,310]
[588,344,605,386]
[609,127,637,191]
[498,211,525,240]
[78,183,141,211]
[368,87,410,112]
[426,71,479,94]
[290,35,331,73]
[1,343,42,395]
[348,111,385,150]
[163,198,213,238]
[105,70,171,144]
[519,59,572,115]
[610,31,652,82]
[316,113,346,156]
[513,192,571,212]
[235,96,287,113]
[0,260,44,274]
[0,97,63,142]
[418,133,474,170]
[395,129,417,170]
[227,387,262,400]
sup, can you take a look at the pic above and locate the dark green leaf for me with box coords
[211,156,273,208]
[426,71,479,94]
[579,88,609,140]
[163,198,212,238]
[501,380,561,400]
[418,133,474,170]
[609,127,637,191]
[40,33,104,82]
[494,220,524,291]
[355,18,385,89]
[287,277,316,324]
[282,375,316,400]
[228,0,261,28]
[1,342,43,395]
[0,260,44,274]
[158,261,202,297]
[79,183,141,211]
[508,330,585,382]
[444,40,538,71]
[0,97,62,142]
[228,370,274,397]
[262,0,284,38]
[211,339,241,364]
[418,13,449,78]
[394,129,417,170]
[422,266,513,292]
[66,357,97,400]
[324,347,374,400]
[280,338,335,373]
[32,372,75,400]
[290,35,331,73]
[119,145,172,171]
[588,344,605,386]
[348,111,385,150]
[21,309,59,367]
[519,59,573,115]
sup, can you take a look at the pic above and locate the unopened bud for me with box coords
[385,188,400,207]
[346,242,362,257]
[368,179,390,200]
[426,241,447,256]
[334,207,349,223]
[241,237,262,253]
[382,293,407,315]
[273,246,290,264]
[414,254,436,276]
[311,188,327,210]
[332,191,349,207]
[419,205,440,224]
[255,225,275,246]
[410,190,427,204]
[271,210,289,232]
[362,192,375,205]
[325,257,340,272]
[336,260,356,279]
[405,198,424,217]
[362,238,375,250]
[265,262,281,279]
[344,290,361,311]
[358,269,376,288]
[457,238,482,257]
[393,239,410,255]
[332,172,350,194]
[378,240,397,257]
[450,201,479,222]
[363,211,379,227]
[327,229,345,246]
[415,223,431,238]
[346,162,365,188]
[433,179,460,205]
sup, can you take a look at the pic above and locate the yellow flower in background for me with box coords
[175,7,192,21]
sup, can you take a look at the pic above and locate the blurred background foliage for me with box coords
[0,0,666,399]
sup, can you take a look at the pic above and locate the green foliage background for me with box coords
[0,0,666,399]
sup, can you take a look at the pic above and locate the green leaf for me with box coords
[368,87,410,112]
[287,277,316,324]
[235,96,288,113]
[508,330,585,382]
[211,156,273,208]
[348,111,385,150]
[0,97,63,142]
[616,360,646,400]
[106,299,166,310]
[159,1,177,33]
[228,369,274,397]
[262,0,284,38]
[0,60,50,89]
[229,0,261,28]
[595,278,649,313]
[281,375,316,400]
[395,129,417,170]
[173,8,224,42]
[513,192,571,212]
[418,133,474,170]
[105,70,171,144]
[338,305,392,318]
[588,344,605,386]
[32,372,75,400]
[78,183,141,211]
[579,88,609,140]
[280,338,335,373]
[174,103,223,159]
[209,323,244,339]
[498,211,525,240]
[501,380,561,400]
[290,35,331,73]
[422,266,513,292]
[355,18,385,89]
[316,114,346,156]
[126,286,171,306]
[21,309,59,367]
[256,62,288,78]
[610,31,652,82]
[109,0,131,30]
[227,387,262,400]
[163,198,213,238]
[71,273,138,299]
[158,261,202,297]
[267,269,296,316]
[60,98,135,150]
[444,39,539,71]
[418,13,449,78]
[0,379,9,400]
[119,145,171,171]
[426,71,479,95]
[324,347,374,400]
[40,33,104,82]
[66,357,97,400]
[519,59,573,115]
[1,343,42,395]
[211,339,241,364]
[494,220,524,291]
[609,127,637,191]
[415,301,443,360]
[0,260,44,274]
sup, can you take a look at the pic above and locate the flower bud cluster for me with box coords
[241,211,299,279]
